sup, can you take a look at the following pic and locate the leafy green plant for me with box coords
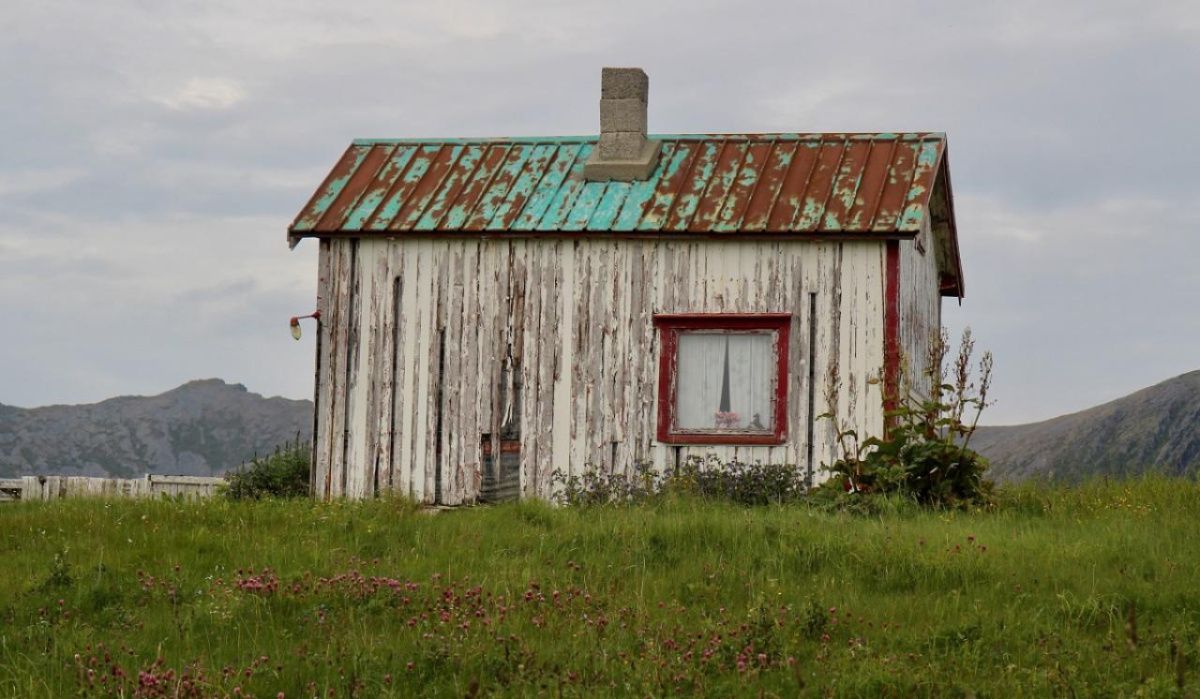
[821,328,995,508]
[552,461,661,506]
[223,438,310,500]
[40,549,73,590]
[672,457,806,505]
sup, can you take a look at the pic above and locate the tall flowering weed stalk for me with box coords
[552,456,806,507]
[820,328,995,508]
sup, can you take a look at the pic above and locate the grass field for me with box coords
[2,478,1199,697]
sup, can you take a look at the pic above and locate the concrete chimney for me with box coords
[583,67,661,181]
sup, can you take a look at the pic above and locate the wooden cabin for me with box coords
[287,68,964,503]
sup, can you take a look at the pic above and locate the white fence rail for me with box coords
[0,475,224,502]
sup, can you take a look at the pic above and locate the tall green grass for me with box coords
[1,476,1198,696]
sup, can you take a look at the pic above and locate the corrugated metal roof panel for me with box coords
[289,133,951,238]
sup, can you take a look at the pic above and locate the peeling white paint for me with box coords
[315,237,908,502]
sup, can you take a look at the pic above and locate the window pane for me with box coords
[675,332,775,431]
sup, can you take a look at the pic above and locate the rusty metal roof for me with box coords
[288,133,956,241]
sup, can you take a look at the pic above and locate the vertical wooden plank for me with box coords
[789,245,807,470]
[649,240,672,472]
[376,242,399,493]
[518,240,542,496]
[409,239,436,503]
[490,238,515,481]
[442,240,466,504]
[459,240,484,502]
[350,240,382,498]
[631,239,655,472]
[590,241,612,470]
[480,240,503,440]
[312,239,331,498]
[620,239,638,475]
[343,239,369,498]
[314,240,334,498]
[328,239,356,498]
[393,239,419,497]
[429,243,451,502]
[610,238,633,475]
[551,239,576,488]
[604,240,624,473]
[367,239,389,497]
[504,240,526,492]
[534,241,559,497]
[568,240,589,478]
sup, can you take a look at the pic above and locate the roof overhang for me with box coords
[927,148,964,298]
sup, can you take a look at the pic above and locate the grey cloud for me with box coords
[2,0,1198,424]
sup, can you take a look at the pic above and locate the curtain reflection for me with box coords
[675,332,773,431]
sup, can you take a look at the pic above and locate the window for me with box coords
[654,314,790,445]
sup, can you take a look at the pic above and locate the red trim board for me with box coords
[883,240,901,423]
[653,313,791,446]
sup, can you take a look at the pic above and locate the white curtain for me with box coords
[675,332,774,431]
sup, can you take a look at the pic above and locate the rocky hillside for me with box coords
[0,380,313,478]
[972,370,1200,482]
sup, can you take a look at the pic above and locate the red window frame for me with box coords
[653,313,790,445]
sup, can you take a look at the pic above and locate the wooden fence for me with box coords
[0,475,225,502]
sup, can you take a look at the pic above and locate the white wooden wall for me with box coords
[313,237,891,502]
[898,222,944,399]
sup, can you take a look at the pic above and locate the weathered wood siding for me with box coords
[898,222,943,398]
[314,237,889,502]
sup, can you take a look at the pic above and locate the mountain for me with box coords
[7,371,1197,483]
[0,380,313,478]
[971,370,1200,482]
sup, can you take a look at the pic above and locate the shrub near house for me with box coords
[223,440,310,499]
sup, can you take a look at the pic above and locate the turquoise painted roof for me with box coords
[289,133,952,238]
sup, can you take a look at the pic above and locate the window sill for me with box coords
[659,432,788,446]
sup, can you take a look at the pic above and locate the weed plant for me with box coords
[223,439,310,500]
[821,329,995,508]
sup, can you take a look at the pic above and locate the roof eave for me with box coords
[286,229,923,242]
[933,146,965,299]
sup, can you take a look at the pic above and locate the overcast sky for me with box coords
[2,0,1198,425]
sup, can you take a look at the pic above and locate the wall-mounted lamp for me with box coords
[289,310,320,340]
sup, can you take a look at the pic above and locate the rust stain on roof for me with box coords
[289,133,954,240]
